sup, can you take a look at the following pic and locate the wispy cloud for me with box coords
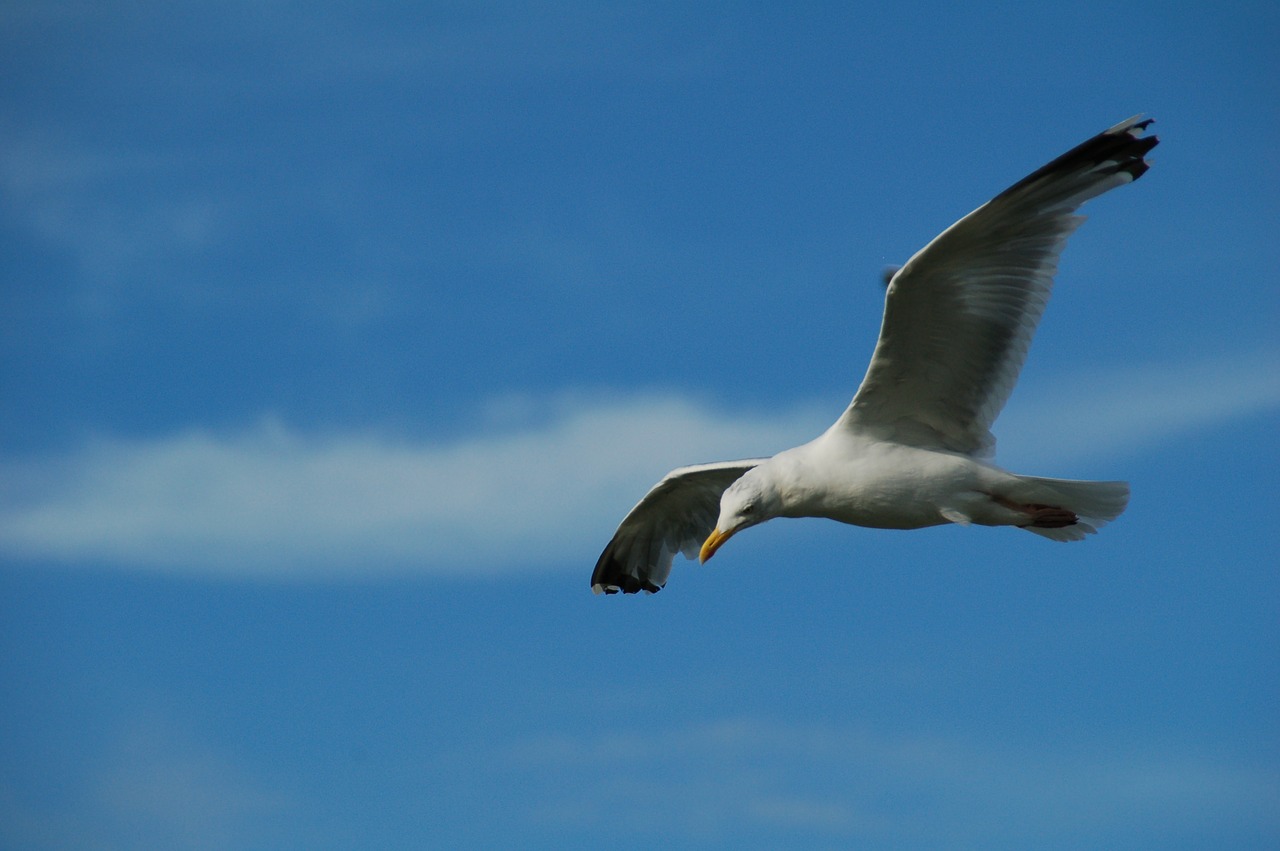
[0,701,285,851]
[503,715,1280,842]
[995,347,1280,468]
[0,133,232,323]
[1,352,1276,579]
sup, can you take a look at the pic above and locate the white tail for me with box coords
[1009,475,1131,541]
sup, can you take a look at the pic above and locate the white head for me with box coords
[699,466,784,563]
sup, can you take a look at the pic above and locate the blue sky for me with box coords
[2,2,1278,848]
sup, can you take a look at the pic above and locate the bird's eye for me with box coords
[742,503,755,514]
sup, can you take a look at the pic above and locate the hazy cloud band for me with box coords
[2,352,1276,579]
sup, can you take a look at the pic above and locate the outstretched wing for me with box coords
[838,116,1158,456]
[591,459,765,594]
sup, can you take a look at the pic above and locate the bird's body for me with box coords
[592,117,1157,594]
[723,432,1125,534]
[756,435,969,529]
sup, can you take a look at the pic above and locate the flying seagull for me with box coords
[592,116,1157,595]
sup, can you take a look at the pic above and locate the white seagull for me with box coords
[592,116,1157,594]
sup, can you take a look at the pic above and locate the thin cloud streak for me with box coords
[504,715,1280,842]
[996,348,1280,468]
[0,700,286,851]
[1,352,1276,579]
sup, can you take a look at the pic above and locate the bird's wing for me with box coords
[837,116,1158,456]
[591,459,766,594]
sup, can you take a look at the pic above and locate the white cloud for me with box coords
[1,352,1276,579]
[0,395,822,579]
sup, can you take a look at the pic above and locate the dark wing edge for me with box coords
[590,460,765,595]
[992,115,1157,208]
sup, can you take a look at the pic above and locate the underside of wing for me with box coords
[591,459,765,594]
[839,116,1158,455]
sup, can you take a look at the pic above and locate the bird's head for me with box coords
[699,468,782,563]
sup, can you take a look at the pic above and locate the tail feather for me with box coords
[1008,476,1130,542]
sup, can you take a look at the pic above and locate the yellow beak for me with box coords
[699,527,735,563]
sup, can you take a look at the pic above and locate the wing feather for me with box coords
[838,116,1158,455]
[591,459,765,594]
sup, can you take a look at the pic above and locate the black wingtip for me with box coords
[590,542,663,595]
[995,115,1159,202]
[1109,117,1158,181]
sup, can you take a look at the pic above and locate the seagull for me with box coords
[592,116,1157,595]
